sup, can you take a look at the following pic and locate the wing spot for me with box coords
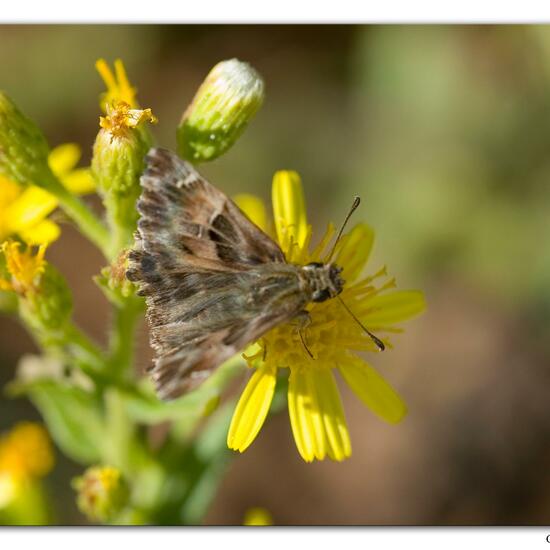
[212,213,238,241]
[178,172,199,188]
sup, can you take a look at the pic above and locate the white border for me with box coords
[1,527,549,550]
[3,0,550,23]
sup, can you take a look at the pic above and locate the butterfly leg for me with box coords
[262,338,267,361]
[292,310,314,359]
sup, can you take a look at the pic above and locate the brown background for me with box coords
[0,25,549,524]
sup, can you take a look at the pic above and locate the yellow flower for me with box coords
[96,58,138,112]
[0,422,54,509]
[73,466,129,523]
[243,507,273,526]
[228,171,426,462]
[0,143,95,245]
[99,101,157,137]
[0,240,47,297]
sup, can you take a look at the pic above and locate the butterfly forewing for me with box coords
[127,148,305,400]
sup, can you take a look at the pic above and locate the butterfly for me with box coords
[126,148,383,400]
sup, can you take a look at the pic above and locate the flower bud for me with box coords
[0,92,53,189]
[22,263,73,336]
[92,102,155,197]
[92,102,156,253]
[178,59,264,163]
[73,466,129,523]
[0,241,73,343]
[95,250,138,306]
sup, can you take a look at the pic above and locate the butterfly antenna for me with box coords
[326,196,361,262]
[337,296,385,351]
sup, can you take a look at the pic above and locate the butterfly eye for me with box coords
[312,288,331,302]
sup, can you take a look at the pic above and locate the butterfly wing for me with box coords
[127,148,294,400]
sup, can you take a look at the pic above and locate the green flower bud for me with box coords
[94,251,140,306]
[1,240,72,346]
[92,103,155,197]
[26,263,72,331]
[178,59,264,163]
[0,92,53,188]
[92,102,156,255]
[73,466,129,524]
[19,264,73,350]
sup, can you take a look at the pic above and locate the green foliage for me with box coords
[0,92,51,188]
[10,380,105,464]
[1,57,260,526]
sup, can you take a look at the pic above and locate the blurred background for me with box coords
[0,24,550,525]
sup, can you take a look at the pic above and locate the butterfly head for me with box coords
[302,262,345,303]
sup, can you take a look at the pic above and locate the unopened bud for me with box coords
[92,102,156,253]
[23,263,73,334]
[0,92,52,188]
[92,102,155,197]
[178,59,264,163]
[73,466,129,524]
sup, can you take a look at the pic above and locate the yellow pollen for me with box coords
[99,102,157,137]
[0,240,47,296]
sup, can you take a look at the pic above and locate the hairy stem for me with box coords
[43,171,110,258]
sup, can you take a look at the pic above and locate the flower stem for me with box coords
[181,402,235,524]
[43,171,110,258]
[108,298,141,380]
[65,324,105,374]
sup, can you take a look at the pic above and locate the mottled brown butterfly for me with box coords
[126,148,383,400]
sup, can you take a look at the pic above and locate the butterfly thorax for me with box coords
[300,262,345,303]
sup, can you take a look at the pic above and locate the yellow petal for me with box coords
[114,59,137,107]
[334,223,375,283]
[4,187,57,233]
[310,222,335,261]
[360,290,426,326]
[243,507,273,526]
[0,176,21,209]
[0,472,18,508]
[288,368,324,462]
[227,365,277,452]
[311,368,351,461]
[19,219,61,245]
[61,168,95,195]
[233,193,268,232]
[95,58,117,93]
[339,356,407,424]
[272,170,308,254]
[48,143,81,177]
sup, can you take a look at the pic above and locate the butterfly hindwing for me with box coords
[127,148,294,400]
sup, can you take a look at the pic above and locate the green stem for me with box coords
[181,402,236,524]
[103,388,135,472]
[108,298,141,380]
[65,324,105,372]
[43,171,110,258]
[102,192,139,259]
[102,297,142,474]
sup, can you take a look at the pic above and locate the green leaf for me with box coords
[123,355,247,426]
[11,379,105,464]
